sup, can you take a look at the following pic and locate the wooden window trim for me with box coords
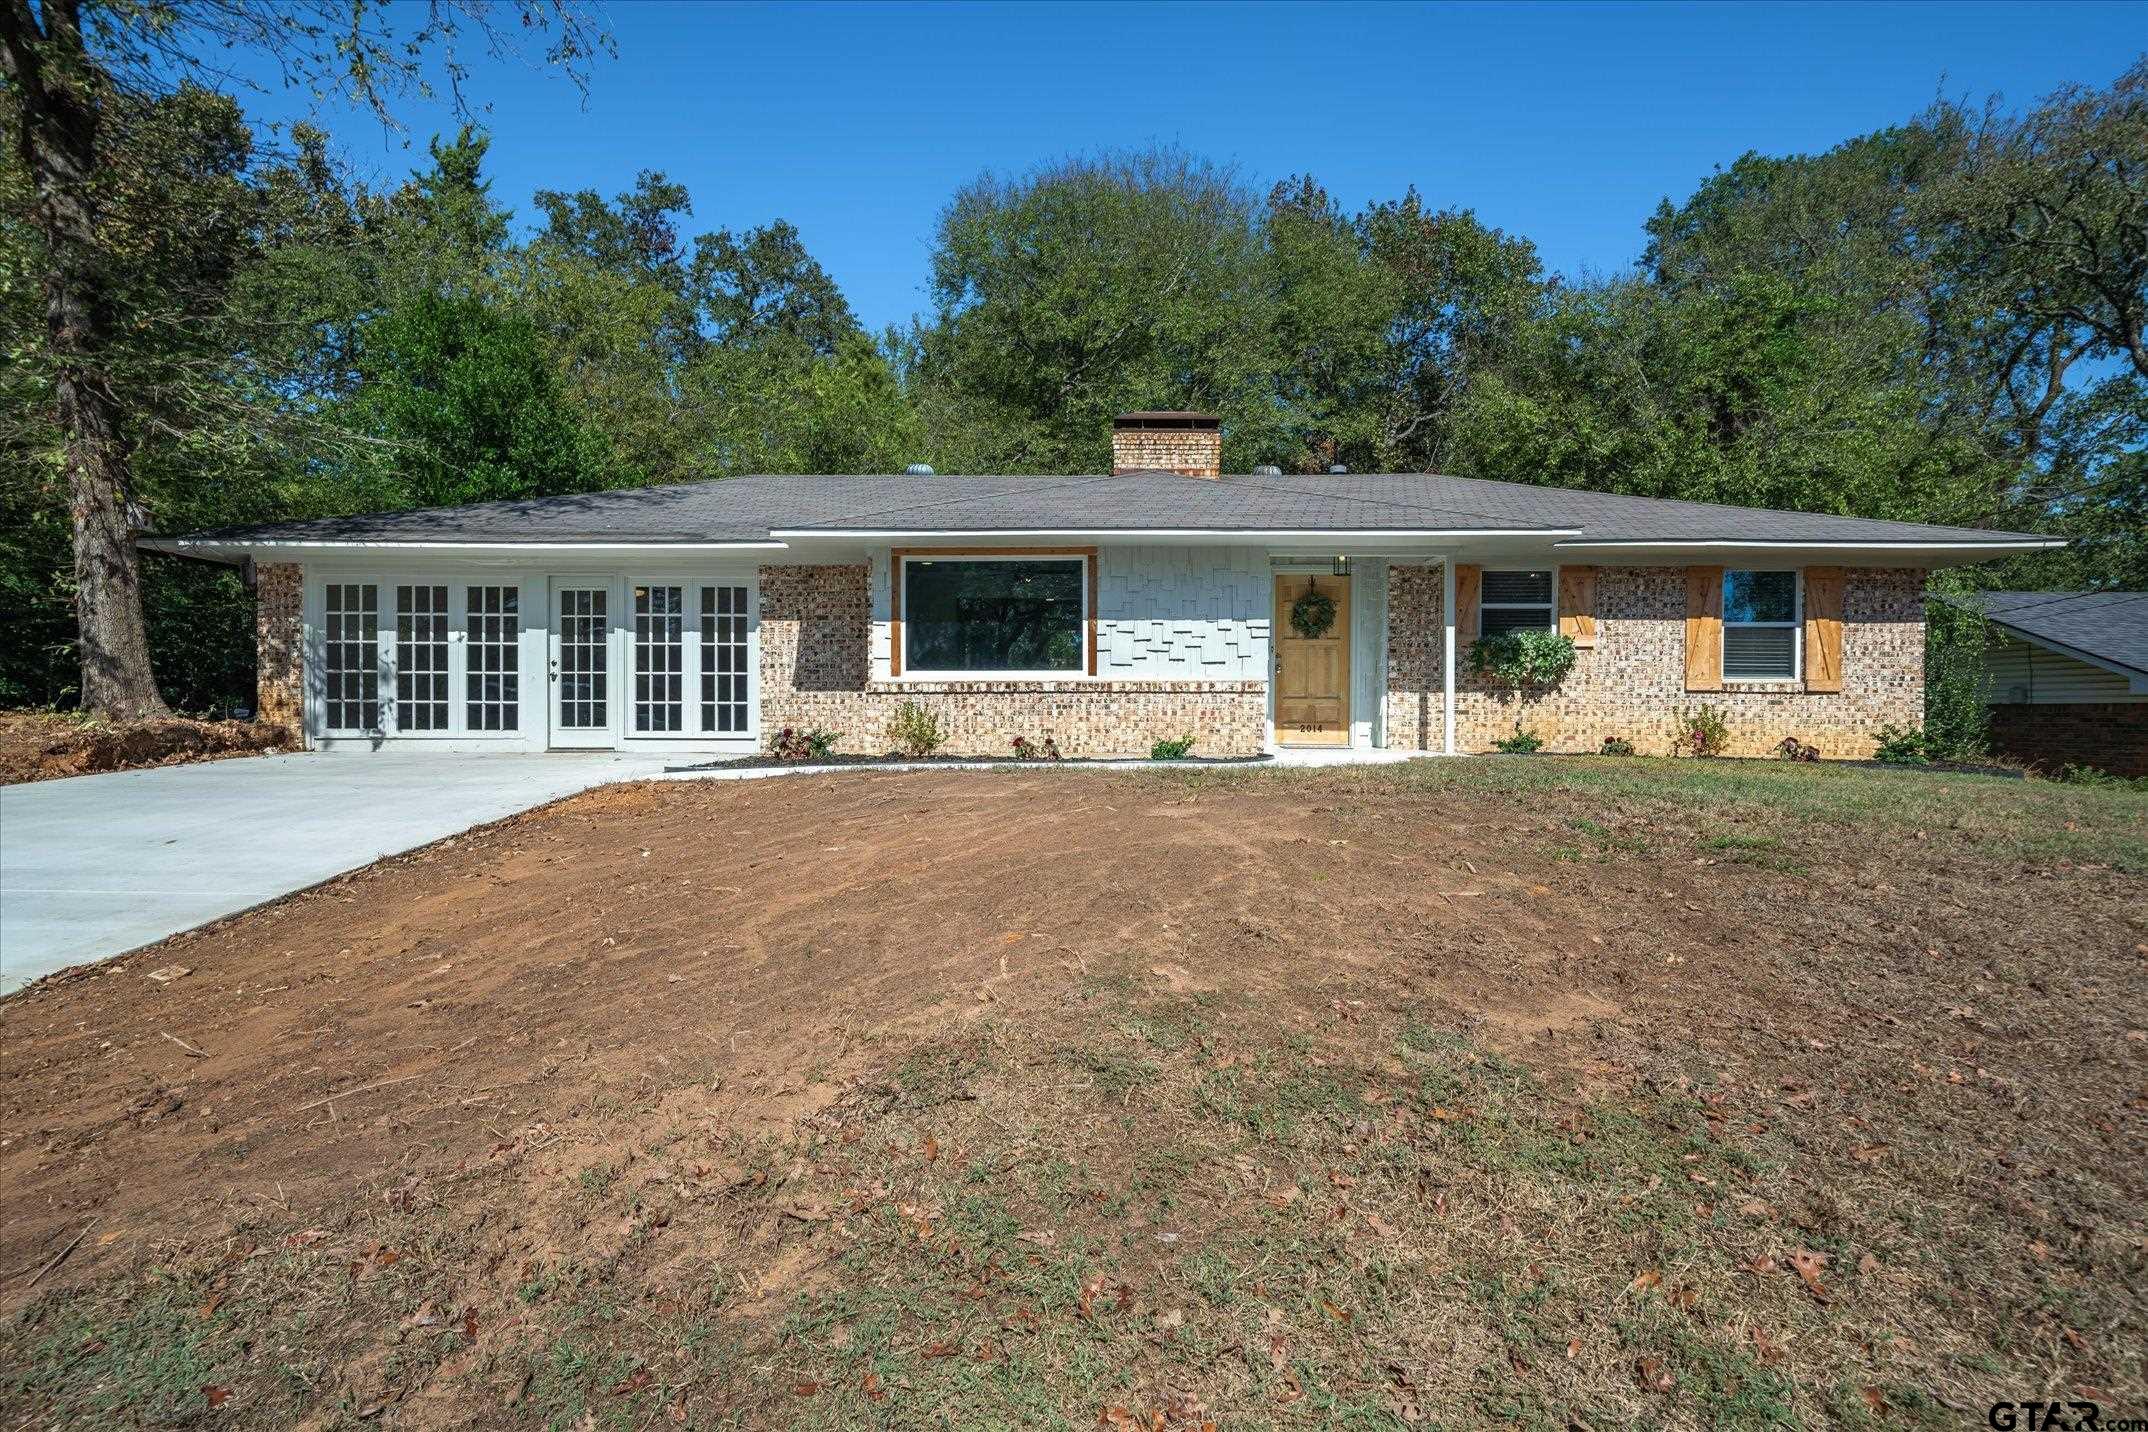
[889,546,1099,679]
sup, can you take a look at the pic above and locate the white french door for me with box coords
[550,581,617,748]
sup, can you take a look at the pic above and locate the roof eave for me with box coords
[1551,538,2063,551]
[1984,619,2148,689]
[143,537,793,557]
[770,526,1583,541]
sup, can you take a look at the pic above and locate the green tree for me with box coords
[0,0,605,719]
[917,149,1276,472]
[0,85,374,708]
[347,292,623,508]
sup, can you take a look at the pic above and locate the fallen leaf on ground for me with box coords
[1789,1249,1831,1303]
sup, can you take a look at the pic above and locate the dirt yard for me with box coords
[0,709,290,786]
[2,760,2143,1428]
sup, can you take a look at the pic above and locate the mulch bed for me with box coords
[0,710,293,786]
[672,751,1272,773]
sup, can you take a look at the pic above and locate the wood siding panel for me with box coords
[1683,565,1724,691]
[1802,566,1844,693]
[1454,565,1482,646]
[1557,565,1598,648]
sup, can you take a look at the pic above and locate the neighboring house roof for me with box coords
[1967,590,2148,682]
[151,470,2058,552]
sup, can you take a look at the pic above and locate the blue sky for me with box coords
[232,1,2141,334]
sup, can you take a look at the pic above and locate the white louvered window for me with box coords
[1479,570,1555,637]
[1723,571,1800,680]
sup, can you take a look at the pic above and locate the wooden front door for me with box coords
[1273,574,1350,747]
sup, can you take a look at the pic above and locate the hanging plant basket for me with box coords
[1289,587,1338,640]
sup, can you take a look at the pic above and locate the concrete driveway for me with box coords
[0,752,674,993]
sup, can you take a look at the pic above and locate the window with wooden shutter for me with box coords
[1454,565,1482,646]
[1557,566,1597,648]
[1683,566,1724,691]
[1721,571,1800,680]
[1802,567,1844,693]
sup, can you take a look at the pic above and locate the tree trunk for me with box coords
[1,0,170,719]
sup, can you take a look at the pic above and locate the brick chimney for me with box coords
[1112,411,1221,478]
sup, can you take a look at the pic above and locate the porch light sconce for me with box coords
[1332,555,1349,577]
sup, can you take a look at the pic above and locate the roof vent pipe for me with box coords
[1251,464,1283,477]
[904,463,934,476]
[1328,464,1349,475]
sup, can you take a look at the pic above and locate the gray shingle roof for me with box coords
[1968,590,2148,680]
[158,470,2056,548]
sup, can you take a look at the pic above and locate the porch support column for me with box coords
[1441,557,1457,756]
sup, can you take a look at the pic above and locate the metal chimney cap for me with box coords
[1250,464,1283,477]
[1327,464,1349,475]
[904,463,935,476]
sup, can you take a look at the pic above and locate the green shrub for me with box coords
[769,727,837,761]
[1466,629,1578,689]
[1872,723,1931,765]
[1010,734,1061,762]
[886,702,946,759]
[1599,735,1636,756]
[1492,723,1544,754]
[1149,734,1195,760]
[1673,703,1731,758]
[2059,762,2148,791]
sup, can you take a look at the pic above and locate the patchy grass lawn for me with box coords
[2,759,2142,1428]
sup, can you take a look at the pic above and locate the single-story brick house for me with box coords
[1968,590,2148,778]
[150,413,2058,760]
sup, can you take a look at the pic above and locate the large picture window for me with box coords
[901,556,1087,676]
[1723,570,1800,680]
[1479,569,1555,637]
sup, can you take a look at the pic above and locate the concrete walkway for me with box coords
[0,752,673,993]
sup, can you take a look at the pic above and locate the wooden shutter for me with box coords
[1557,566,1598,648]
[888,551,905,677]
[1802,567,1844,693]
[1683,566,1723,691]
[1454,565,1482,646]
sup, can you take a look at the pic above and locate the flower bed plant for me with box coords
[887,702,946,759]
[769,727,837,762]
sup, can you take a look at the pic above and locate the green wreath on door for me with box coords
[1289,585,1338,641]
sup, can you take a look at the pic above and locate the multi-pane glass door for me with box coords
[551,583,614,747]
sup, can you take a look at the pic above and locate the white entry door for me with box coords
[550,581,617,748]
